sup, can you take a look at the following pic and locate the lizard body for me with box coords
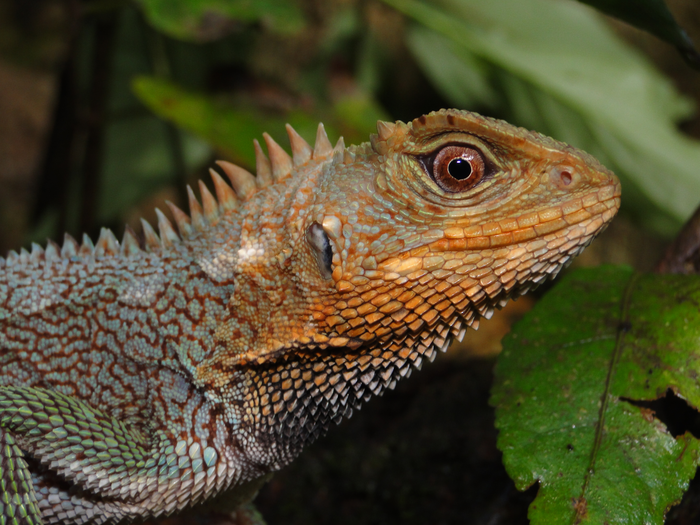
[0,109,620,524]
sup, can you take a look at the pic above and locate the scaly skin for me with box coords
[0,109,620,524]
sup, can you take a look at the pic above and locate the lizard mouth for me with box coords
[422,181,621,254]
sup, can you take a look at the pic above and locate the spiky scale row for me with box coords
[0,123,334,269]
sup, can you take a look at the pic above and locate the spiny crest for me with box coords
[369,119,409,156]
[1,122,340,268]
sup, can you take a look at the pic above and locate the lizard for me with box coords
[0,108,620,524]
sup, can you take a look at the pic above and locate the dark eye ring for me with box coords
[432,145,485,193]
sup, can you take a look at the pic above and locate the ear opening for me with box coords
[306,222,334,280]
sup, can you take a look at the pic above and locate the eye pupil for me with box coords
[428,144,485,193]
[448,158,472,180]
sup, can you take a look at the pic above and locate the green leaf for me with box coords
[383,0,700,225]
[131,76,389,168]
[492,266,700,524]
[576,0,700,68]
[134,0,305,41]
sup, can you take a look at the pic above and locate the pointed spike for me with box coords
[286,124,312,166]
[140,218,161,251]
[313,123,333,159]
[209,169,238,211]
[369,133,382,154]
[253,140,273,186]
[29,243,44,264]
[343,149,355,164]
[332,137,345,163]
[95,228,119,257]
[104,229,120,255]
[186,186,206,230]
[156,208,181,246]
[62,234,79,258]
[376,120,396,140]
[45,240,60,261]
[19,248,29,266]
[121,226,142,257]
[198,180,219,223]
[80,234,94,257]
[166,201,194,238]
[216,160,257,200]
[6,251,18,266]
[263,132,293,180]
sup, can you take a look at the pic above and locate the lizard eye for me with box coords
[432,145,485,193]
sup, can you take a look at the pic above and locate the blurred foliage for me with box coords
[134,0,306,41]
[131,76,388,167]
[576,0,700,68]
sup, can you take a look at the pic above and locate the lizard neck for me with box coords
[231,327,450,470]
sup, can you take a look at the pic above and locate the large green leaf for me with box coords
[132,76,388,168]
[134,0,305,41]
[384,0,700,226]
[576,0,700,68]
[492,266,700,524]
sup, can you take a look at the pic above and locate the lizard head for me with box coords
[297,109,620,353]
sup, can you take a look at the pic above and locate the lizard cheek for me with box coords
[550,165,578,190]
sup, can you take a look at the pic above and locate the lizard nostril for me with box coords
[551,165,575,188]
